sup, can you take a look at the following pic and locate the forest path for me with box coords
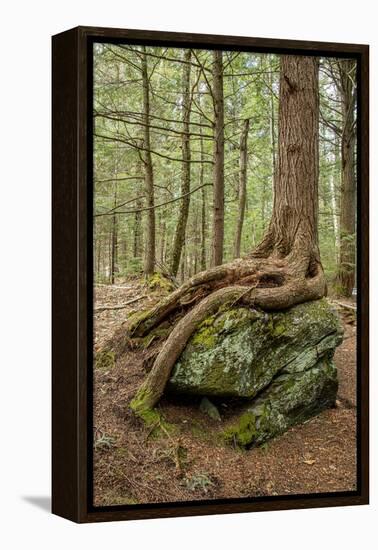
[93,281,356,506]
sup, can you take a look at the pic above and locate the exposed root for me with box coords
[130,266,326,414]
[126,257,286,338]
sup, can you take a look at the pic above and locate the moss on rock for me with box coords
[221,355,338,447]
[168,299,343,399]
[146,272,174,292]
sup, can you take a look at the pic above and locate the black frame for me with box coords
[52,26,369,523]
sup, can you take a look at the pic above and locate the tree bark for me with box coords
[211,50,225,266]
[329,137,340,265]
[253,55,320,273]
[269,54,277,195]
[141,46,156,276]
[234,118,250,258]
[110,183,118,285]
[199,95,207,272]
[337,60,356,296]
[133,195,143,259]
[200,185,207,271]
[170,49,192,276]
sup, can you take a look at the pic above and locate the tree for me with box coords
[170,49,192,276]
[337,59,356,296]
[234,118,250,258]
[141,46,156,276]
[211,50,225,266]
[110,183,118,284]
[130,55,326,415]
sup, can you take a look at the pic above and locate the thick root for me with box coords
[130,268,326,414]
[126,257,285,338]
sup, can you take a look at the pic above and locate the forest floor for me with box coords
[93,278,357,506]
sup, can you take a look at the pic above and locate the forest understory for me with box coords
[93,279,356,506]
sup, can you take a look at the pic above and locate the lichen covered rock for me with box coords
[222,355,338,447]
[168,298,343,446]
[169,298,342,398]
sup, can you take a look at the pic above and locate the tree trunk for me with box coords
[254,55,320,272]
[234,118,250,258]
[199,99,207,272]
[159,213,166,264]
[211,50,225,266]
[170,49,192,276]
[110,183,118,285]
[329,137,340,265]
[337,60,356,296]
[110,213,117,284]
[141,46,155,276]
[200,185,207,271]
[130,55,326,415]
[96,235,101,279]
[269,54,277,195]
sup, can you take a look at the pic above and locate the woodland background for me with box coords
[93,45,356,296]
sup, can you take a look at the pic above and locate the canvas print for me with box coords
[92,44,357,507]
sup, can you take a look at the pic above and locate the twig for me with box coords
[94,295,145,312]
[329,300,357,312]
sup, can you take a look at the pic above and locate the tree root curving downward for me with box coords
[130,259,326,415]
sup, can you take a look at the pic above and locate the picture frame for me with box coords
[52,26,369,523]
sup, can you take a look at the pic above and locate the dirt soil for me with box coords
[93,280,357,506]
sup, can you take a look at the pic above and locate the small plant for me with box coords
[95,349,115,370]
[94,430,116,450]
[182,473,215,494]
[153,444,188,472]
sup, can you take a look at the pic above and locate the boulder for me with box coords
[222,355,338,447]
[168,298,343,446]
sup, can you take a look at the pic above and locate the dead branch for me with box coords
[94,295,145,313]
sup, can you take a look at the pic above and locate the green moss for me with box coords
[130,385,154,416]
[272,321,286,336]
[130,387,176,437]
[127,308,152,334]
[95,349,115,370]
[222,411,257,447]
[191,327,217,348]
[140,325,171,349]
[146,272,174,292]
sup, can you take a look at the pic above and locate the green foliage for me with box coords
[93,46,356,289]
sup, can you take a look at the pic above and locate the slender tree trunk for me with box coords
[160,213,166,263]
[170,50,192,276]
[199,95,207,271]
[329,137,340,265]
[110,214,117,284]
[110,183,118,285]
[141,46,155,275]
[211,50,225,266]
[234,118,250,258]
[337,60,356,296]
[200,185,207,271]
[96,235,101,279]
[133,196,143,259]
